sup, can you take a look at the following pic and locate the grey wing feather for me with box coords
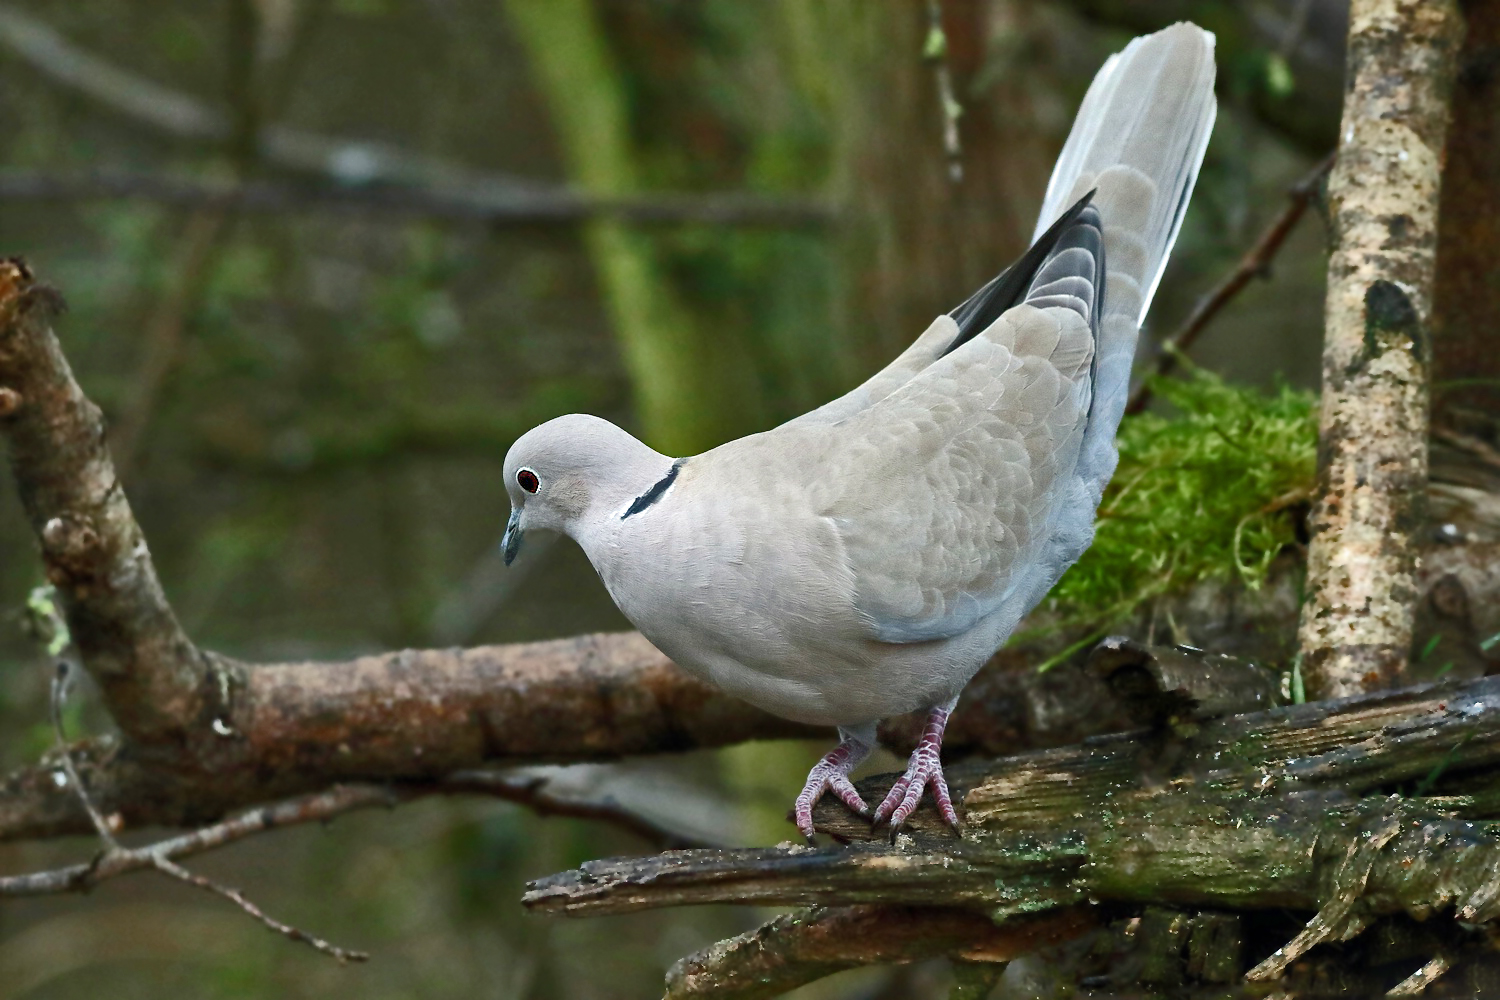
[815,208,1105,643]
[805,24,1215,645]
[821,304,1096,642]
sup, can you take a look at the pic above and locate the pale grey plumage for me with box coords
[501,24,1217,831]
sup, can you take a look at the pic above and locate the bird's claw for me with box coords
[871,742,960,834]
[793,740,871,840]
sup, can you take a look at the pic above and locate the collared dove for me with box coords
[501,23,1217,838]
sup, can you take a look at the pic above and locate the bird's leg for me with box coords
[793,729,873,841]
[872,699,961,833]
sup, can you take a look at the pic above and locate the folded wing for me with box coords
[811,24,1216,644]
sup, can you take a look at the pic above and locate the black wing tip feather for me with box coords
[942,188,1099,359]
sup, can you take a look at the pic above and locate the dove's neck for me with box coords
[564,437,679,548]
[570,445,686,624]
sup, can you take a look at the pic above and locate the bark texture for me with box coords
[1297,0,1463,700]
[0,259,209,746]
[663,905,1094,1000]
[527,671,1500,919]
[529,669,1500,988]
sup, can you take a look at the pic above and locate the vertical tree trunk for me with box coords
[1432,0,1500,429]
[1297,0,1463,700]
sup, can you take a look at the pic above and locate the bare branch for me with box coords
[1126,152,1334,417]
[0,170,835,229]
[526,670,1500,980]
[0,633,823,843]
[1387,953,1453,996]
[0,784,393,897]
[48,662,118,846]
[1297,0,1464,698]
[12,674,375,963]
[150,855,368,963]
[0,258,209,746]
[664,905,1095,1000]
[0,766,707,899]
[0,5,219,142]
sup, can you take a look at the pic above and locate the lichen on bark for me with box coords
[1298,0,1464,700]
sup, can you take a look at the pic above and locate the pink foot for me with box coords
[793,738,872,840]
[872,705,961,833]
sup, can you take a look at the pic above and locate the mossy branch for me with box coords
[528,667,1500,987]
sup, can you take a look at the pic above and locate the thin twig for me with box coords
[664,904,1093,999]
[924,0,963,183]
[49,662,117,846]
[1433,426,1500,470]
[28,663,373,961]
[0,784,395,896]
[0,768,714,900]
[1125,151,1335,416]
[1386,952,1451,996]
[151,855,368,963]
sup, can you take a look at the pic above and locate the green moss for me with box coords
[1034,364,1317,649]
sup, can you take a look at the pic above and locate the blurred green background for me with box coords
[0,1,1331,997]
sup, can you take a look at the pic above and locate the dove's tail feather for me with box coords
[1049,22,1214,482]
[1034,22,1216,325]
[1006,23,1216,618]
[1040,24,1215,488]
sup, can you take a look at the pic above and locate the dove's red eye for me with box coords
[517,468,540,494]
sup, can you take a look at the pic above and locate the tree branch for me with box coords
[1297,0,1463,698]
[664,905,1096,1000]
[437,771,721,851]
[0,633,822,843]
[0,769,711,902]
[149,854,368,963]
[14,667,374,963]
[0,258,209,746]
[0,784,393,897]
[526,669,1500,997]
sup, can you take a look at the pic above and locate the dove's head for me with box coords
[500,414,670,565]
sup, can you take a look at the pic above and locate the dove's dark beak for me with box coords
[502,508,524,566]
